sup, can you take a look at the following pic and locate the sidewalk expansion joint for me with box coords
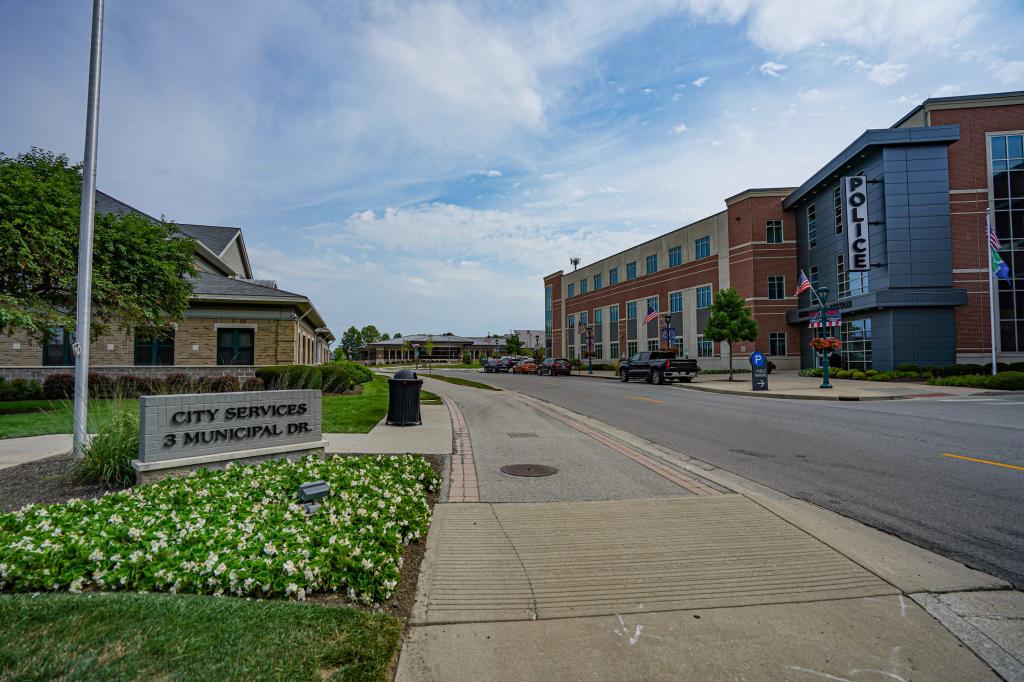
[443,397,479,503]
[488,502,540,621]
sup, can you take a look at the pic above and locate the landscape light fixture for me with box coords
[298,480,330,515]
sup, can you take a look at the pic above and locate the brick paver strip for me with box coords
[413,496,897,624]
[444,397,479,503]
[518,395,724,495]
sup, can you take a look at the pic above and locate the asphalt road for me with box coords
[434,369,1024,589]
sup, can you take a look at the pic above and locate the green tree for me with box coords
[339,326,362,360]
[0,148,196,341]
[393,332,402,338]
[703,287,759,380]
[532,346,546,362]
[380,332,390,341]
[359,325,381,345]
[504,333,524,356]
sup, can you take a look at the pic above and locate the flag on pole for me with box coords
[577,318,587,337]
[794,270,812,295]
[643,304,659,324]
[988,217,1011,282]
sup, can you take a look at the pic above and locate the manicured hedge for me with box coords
[333,361,373,385]
[0,378,43,401]
[42,373,260,399]
[930,371,1024,390]
[256,365,323,391]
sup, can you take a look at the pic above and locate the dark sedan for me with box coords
[538,358,571,376]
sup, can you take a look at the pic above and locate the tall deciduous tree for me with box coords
[359,325,381,345]
[339,326,362,359]
[702,287,759,381]
[504,333,524,355]
[0,149,196,340]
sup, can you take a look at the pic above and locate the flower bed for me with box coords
[0,455,439,604]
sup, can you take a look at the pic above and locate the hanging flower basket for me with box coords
[810,337,841,352]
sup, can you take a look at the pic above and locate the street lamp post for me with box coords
[661,313,672,351]
[413,343,420,369]
[815,286,834,390]
[587,326,594,375]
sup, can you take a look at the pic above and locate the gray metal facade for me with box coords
[787,127,966,371]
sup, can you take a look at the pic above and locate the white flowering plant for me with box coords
[0,455,438,603]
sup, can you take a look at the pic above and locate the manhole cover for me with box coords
[500,464,558,477]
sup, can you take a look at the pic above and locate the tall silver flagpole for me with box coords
[987,212,998,376]
[72,0,106,457]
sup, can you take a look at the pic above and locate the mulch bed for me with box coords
[0,452,122,513]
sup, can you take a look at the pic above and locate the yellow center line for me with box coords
[628,395,665,404]
[942,453,1024,472]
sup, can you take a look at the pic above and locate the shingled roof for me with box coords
[177,224,241,256]
[190,271,306,300]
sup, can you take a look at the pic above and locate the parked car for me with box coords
[538,358,571,376]
[484,358,511,373]
[512,360,539,374]
[618,351,699,385]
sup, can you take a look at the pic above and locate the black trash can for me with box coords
[387,369,423,425]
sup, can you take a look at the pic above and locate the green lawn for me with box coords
[0,592,401,681]
[425,375,500,391]
[0,376,441,439]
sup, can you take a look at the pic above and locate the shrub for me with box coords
[895,364,921,373]
[461,351,472,365]
[256,365,323,390]
[114,375,163,398]
[333,361,373,385]
[834,370,853,379]
[988,371,1024,391]
[163,373,195,393]
[851,370,866,380]
[1009,362,1024,373]
[867,372,895,381]
[865,369,878,377]
[319,365,353,394]
[87,373,117,398]
[43,373,75,399]
[242,377,265,391]
[932,364,985,378]
[0,378,43,401]
[70,410,138,488]
[799,368,823,377]
[198,375,241,393]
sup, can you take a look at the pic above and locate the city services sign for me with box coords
[841,176,871,272]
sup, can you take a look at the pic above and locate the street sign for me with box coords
[750,352,768,391]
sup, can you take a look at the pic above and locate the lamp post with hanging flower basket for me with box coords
[807,285,840,389]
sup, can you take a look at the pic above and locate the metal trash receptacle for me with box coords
[387,369,423,425]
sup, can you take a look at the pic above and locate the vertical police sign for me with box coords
[842,176,870,271]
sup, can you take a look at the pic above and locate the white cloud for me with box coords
[642,87,654,95]
[759,61,787,78]
[473,169,503,177]
[671,92,682,101]
[932,83,963,97]
[989,59,1024,86]
[692,76,709,87]
[672,123,689,134]
[866,62,909,86]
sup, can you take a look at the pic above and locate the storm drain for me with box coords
[500,464,558,477]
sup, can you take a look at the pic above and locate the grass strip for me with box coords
[0,592,401,681]
[425,375,500,391]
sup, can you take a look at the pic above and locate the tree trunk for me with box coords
[728,342,733,381]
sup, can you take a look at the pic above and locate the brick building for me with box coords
[545,91,1024,371]
[1,191,334,381]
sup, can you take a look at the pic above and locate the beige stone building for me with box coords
[0,191,334,381]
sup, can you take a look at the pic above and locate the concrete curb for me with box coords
[671,381,902,401]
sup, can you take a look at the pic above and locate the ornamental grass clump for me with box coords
[71,409,138,488]
[0,455,439,603]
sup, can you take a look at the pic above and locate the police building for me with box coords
[544,90,1024,371]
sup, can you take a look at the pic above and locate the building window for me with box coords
[610,341,620,359]
[567,283,575,297]
[595,308,603,325]
[217,328,255,365]
[647,340,659,351]
[580,278,588,294]
[610,304,619,323]
[695,236,711,260]
[627,341,637,357]
[669,291,683,313]
[840,319,873,371]
[593,343,603,360]
[594,273,602,290]
[990,133,1024,351]
[850,268,869,296]
[568,345,575,360]
[833,186,843,235]
[646,254,658,275]
[626,261,637,280]
[697,335,713,357]
[766,220,783,243]
[609,267,619,285]
[580,310,588,326]
[809,266,818,291]
[767,276,785,300]
[627,301,637,319]
[134,330,175,366]
[567,314,575,334]
[837,254,850,299]
[43,327,74,366]
[769,332,786,357]
[669,246,682,267]
[807,204,817,249]
[646,296,659,314]
[696,285,712,309]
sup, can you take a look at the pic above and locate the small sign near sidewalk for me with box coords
[749,352,768,391]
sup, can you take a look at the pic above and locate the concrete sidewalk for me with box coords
[399,383,1022,681]
[324,404,452,455]
[0,434,76,470]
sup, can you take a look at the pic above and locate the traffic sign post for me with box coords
[749,351,768,391]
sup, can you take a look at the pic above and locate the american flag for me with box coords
[643,304,659,324]
[794,270,812,295]
[988,216,1001,250]
[577,318,587,337]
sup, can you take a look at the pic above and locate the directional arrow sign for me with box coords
[751,364,769,391]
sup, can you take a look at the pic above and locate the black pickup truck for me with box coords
[618,351,699,385]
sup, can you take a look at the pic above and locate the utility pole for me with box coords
[72,0,105,457]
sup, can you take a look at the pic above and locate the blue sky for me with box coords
[2,1,1023,337]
